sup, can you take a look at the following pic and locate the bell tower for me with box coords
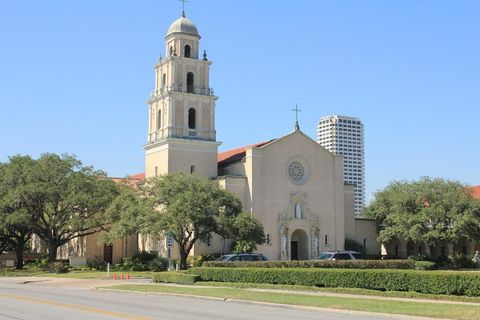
[145,13,220,179]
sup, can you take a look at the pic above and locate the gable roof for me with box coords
[218,140,275,165]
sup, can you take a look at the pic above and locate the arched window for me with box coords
[188,108,196,129]
[157,109,162,130]
[184,44,191,58]
[186,72,194,93]
[161,73,166,88]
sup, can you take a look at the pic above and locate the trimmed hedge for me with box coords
[190,267,480,296]
[202,259,415,269]
[153,272,200,285]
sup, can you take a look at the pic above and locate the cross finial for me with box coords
[179,0,188,17]
[292,105,302,130]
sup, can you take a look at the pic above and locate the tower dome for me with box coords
[166,16,200,38]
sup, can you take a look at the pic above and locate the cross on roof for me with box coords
[179,0,188,17]
[292,105,302,131]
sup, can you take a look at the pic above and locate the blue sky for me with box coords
[1,1,479,202]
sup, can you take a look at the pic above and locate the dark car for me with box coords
[317,251,363,260]
[215,253,268,262]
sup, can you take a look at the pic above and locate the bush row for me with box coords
[153,272,200,285]
[202,259,415,269]
[189,267,480,296]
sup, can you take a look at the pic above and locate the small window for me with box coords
[241,255,254,261]
[190,165,196,174]
[154,166,158,177]
[162,73,166,88]
[184,44,191,58]
[334,253,351,260]
[266,234,270,245]
[324,235,328,245]
[188,108,196,129]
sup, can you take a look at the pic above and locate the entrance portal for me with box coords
[291,241,299,260]
[103,245,113,264]
[290,229,309,260]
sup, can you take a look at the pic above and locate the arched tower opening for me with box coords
[184,44,191,58]
[186,72,194,93]
[156,109,162,130]
[188,108,196,129]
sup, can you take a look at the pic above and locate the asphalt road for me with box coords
[0,277,412,320]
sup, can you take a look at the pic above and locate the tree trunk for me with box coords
[48,241,58,262]
[179,247,188,270]
[15,239,25,270]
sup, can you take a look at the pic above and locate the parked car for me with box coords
[215,253,268,262]
[317,251,363,260]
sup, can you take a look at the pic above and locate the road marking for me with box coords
[0,294,154,320]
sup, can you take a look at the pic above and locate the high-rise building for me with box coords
[316,115,365,216]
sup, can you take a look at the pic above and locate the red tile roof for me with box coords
[470,186,480,199]
[108,173,145,188]
[110,142,277,183]
[129,172,145,180]
[218,140,275,164]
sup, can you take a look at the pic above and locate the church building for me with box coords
[137,12,378,261]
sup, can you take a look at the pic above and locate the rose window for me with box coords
[288,161,305,182]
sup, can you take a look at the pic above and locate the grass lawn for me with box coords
[197,281,480,304]
[104,284,480,320]
[0,268,154,279]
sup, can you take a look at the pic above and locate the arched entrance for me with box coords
[290,229,309,260]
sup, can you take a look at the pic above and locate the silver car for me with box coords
[317,251,363,260]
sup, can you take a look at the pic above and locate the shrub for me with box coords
[149,257,169,272]
[202,259,415,269]
[451,254,477,269]
[116,255,169,272]
[153,272,200,285]
[86,256,107,271]
[35,258,49,270]
[189,267,480,296]
[47,262,69,274]
[407,254,434,262]
[131,251,157,265]
[415,261,436,270]
[188,253,222,267]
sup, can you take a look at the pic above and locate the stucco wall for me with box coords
[353,218,380,256]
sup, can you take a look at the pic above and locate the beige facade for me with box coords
[218,131,348,260]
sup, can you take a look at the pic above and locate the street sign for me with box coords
[166,235,174,248]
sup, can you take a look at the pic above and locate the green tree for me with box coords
[105,173,245,270]
[364,177,480,248]
[28,154,119,262]
[0,156,36,269]
[230,212,265,253]
[0,154,119,262]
